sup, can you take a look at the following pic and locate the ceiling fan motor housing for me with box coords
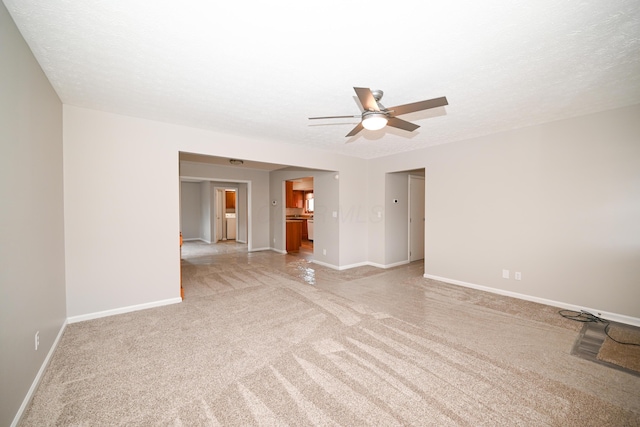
[370,89,384,102]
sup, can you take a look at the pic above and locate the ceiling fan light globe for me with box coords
[362,114,388,131]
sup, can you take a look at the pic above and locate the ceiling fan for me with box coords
[309,87,448,137]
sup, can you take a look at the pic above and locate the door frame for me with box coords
[180,176,252,248]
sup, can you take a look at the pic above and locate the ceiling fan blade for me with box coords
[309,115,360,120]
[346,122,364,137]
[353,87,380,111]
[387,117,420,132]
[387,96,448,116]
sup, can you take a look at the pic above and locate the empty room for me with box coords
[2,1,639,425]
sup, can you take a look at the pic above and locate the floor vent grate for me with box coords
[571,321,640,377]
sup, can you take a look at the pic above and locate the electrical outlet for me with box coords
[502,269,510,279]
[323,249,327,255]
[35,331,39,350]
[515,272,522,280]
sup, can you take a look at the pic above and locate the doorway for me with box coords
[285,177,314,256]
[215,187,238,242]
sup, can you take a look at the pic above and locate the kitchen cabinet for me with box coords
[286,181,304,208]
[286,181,294,208]
[225,191,235,209]
[286,221,302,252]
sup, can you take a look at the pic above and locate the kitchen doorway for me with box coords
[285,177,314,256]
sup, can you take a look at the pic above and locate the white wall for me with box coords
[385,172,409,265]
[63,106,369,318]
[369,104,640,320]
[180,182,201,239]
[269,169,341,266]
[0,3,67,425]
[64,107,183,318]
[335,157,369,267]
[314,171,342,267]
[64,103,640,321]
[200,181,212,242]
[236,183,248,243]
[180,161,271,250]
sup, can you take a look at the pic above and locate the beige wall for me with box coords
[4,2,639,423]
[63,102,640,323]
[269,169,342,266]
[370,104,640,321]
[0,3,66,426]
[180,181,201,239]
[63,105,370,319]
[179,161,271,249]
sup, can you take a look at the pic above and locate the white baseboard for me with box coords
[251,246,275,253]
[67,297,182,324]
[11,319,67,427]
[371,260,410,269]
[313,259,408,271]
[311,259,341,270]
[424,274,640,327]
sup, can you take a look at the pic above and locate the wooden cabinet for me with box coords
[301,219,308,240]
[225,191,235,209]
[286,221,302,252]
[286,181,294,208]
[286,181,304,208]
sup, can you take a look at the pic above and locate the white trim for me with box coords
[182,238,214,244]
[11,320,67,427]
[249,246,274,252]
[382,260,410,269]
[424,274,640,327]
[67,297,182,324]
[366,261,388,269]
[366,260,410,269]
[311,259,342,270]
[310,259,409,271]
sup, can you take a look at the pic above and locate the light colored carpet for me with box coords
[20,244,640,425]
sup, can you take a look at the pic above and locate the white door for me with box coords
[409,175,425,262]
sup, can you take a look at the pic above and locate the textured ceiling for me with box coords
[5,0,640,159]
